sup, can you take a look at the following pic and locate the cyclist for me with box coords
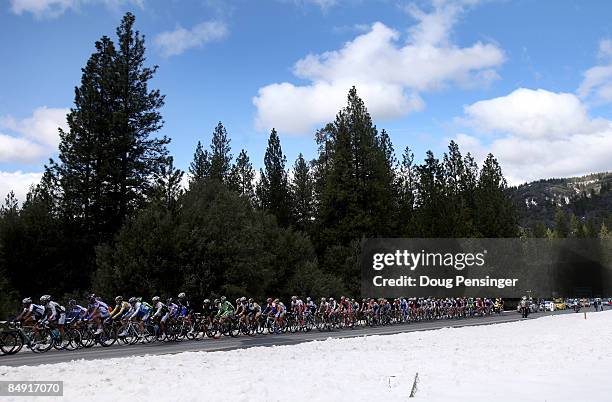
[274,299,286,329]
[305,297,316,316]
[120,297,150,336]
[327,297,338,322]
[176,292,192,322]
[291,296,304,326]
[66,299,88,323]
[15,297,46,324]
[86,294,110,335]
[150,296,169,335]
[216,296,235,325]
[110,296,132,320]
[166,297,179,324]
[200,299,217,331]
[110,296,132,336]
[39,295,67,337]
[247,298,261,328]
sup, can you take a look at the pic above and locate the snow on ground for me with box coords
[2,312,612,402]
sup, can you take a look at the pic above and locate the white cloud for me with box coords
[9,0,75,18]
[9,0,143,19]
[0,171,43,203]
[0,134,46,164]
[253,1,505,135]
[463,88,602,139]
[154,21,228,57]
[578,39,612,104]
[454,88,612,184]
[0,106,69,164]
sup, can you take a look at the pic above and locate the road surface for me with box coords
[0,309,574,367]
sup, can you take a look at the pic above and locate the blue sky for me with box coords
[2,0,612,200]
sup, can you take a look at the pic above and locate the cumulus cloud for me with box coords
[0,106,69,164]
[454,88,612,184]
[463,88,603,139]
[154,21,228,57]
[253,0,504,135]
[0,171,43,203]
[9,0,143,18]
[578,39,612,104]
[0,134,46,164]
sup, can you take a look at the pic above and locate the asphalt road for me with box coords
[0,309,575,367]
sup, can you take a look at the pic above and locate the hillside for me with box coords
[510,172,612,229]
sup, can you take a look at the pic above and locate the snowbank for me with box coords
[2,312,612,402]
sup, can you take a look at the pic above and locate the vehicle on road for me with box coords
[540,301,555,311]
[554,298,567,310]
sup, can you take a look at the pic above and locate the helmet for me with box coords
[152,296,160,303]
[266,298,272,303]
[220,296,226,302]
[115,296,123,303]
[22,297,32,305]
[203,299,210,304]
[137,297,142,303]
[291,296,297,300]
[306,297,311,302]
[240,296,247,302]
[68,299,76,306]
[274,299,279,303]
[214,299,220,304]
[88,293,96,301]
[40,295,51,304]
[128,297,136,304]
[328,297,333,301]
[321,297,325,302]
[522,296,527,300]
[178,292,186,299]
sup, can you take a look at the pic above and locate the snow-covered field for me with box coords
[2,312,612,402]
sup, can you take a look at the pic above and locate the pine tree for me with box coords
[553,208,569,238]
[443,141,473,236]
[54,12,169,239]
[150,157,184,210]
[398,146,417,235]
[312,123,336,218]
[256,129,291,227]
[54,35,116,233]
[290,153,315,232]
[1,192,19,215]
[189,141,210,185]
[599,222,610,239]
[209,122,232,182]
[569,213,586,238]
[414,151,446,236]
[474,154,517,237]
[316,87,395,246]
[228,149,255,201]
[111,12,169,226]
[585,218,598,238]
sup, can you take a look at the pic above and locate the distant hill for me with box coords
[510,172,612,229]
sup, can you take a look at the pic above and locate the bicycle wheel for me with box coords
[0,331,22,355]
[98,326,117,347]
[32,329,53,353]
[63,329,81,351]
[80,327,96,348]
